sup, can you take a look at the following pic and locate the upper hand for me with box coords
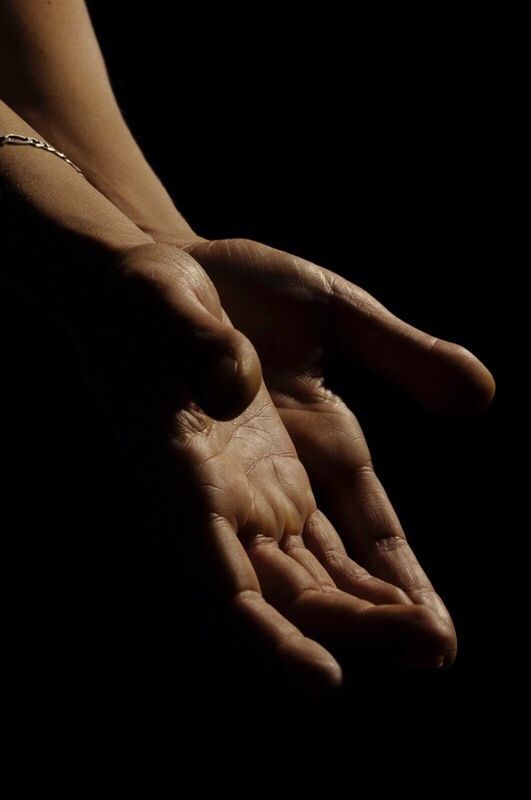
[75,242,457,687]
[180,237,496,643]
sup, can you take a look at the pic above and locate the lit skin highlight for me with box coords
[0,0,495,686]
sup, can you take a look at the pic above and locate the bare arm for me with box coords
[0,0,194,244]
[0,96,152,322]
[0,97,260,418]
[0,2,493,671]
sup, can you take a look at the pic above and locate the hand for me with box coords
[77,242,457,688]
[179,237,496,646]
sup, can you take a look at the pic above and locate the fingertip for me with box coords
[407,605,458,669]
[458,347,496,412]
[362,604,457,670]
[423,340,496,416]
[234,334,263,409]
[283,638,343,690]
[279,637,343,691]
[399,590,458,667]
[320,656,344,689]
[442,644,458,668]
[195,335,263,421]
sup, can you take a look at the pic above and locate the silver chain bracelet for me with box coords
[0,133,84,176]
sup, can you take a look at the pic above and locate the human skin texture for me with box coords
[0,103,460,684]
[0,1,496,680]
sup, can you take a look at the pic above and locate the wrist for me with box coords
[0,102,153,329]
[16,104,198,245]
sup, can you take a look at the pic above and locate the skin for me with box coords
[0,1,496,683]
[0,99,460,685]
[84,242,460,685]
[177,235,495,634]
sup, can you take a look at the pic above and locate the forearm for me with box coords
[0,97,152,326]
[0,0,194,244]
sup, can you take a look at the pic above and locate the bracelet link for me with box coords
[0,132,84,175]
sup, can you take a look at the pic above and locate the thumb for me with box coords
[113,243,263,421]
[329,273,495,415]
[179,301,263,420]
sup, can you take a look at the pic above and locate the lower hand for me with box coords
[177,237,495,645]
[76,242,458,688]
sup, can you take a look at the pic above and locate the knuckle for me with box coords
[373,534,407,553]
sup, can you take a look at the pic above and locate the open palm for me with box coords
[79,242,457,687]
[146,381,456,684]
[182,237,495,643]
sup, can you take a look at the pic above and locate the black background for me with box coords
[1,5,514,795]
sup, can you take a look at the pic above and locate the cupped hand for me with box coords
[76,242,457,688]
[178,237,496,646]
